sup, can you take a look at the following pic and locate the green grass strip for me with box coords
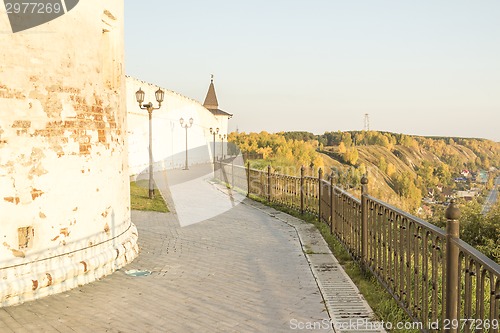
[130,180,169,213]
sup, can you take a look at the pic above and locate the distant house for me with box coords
[442,187,454,199]
[461,169,470,177]
[456,190,478,201]
[477,170,488,183]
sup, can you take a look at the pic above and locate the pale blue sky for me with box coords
[125,1,500,142]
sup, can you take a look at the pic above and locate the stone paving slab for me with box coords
[0,201,334,332]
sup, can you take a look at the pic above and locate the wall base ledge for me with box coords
[0,223,139,308]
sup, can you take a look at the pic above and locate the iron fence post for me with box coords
[361,174,369,268]
[267,165,271,202]
[330,171,334,235]
[445,199,461,333]
[318,168,323,222]
[300,166,305,215]
[246,161,250,197]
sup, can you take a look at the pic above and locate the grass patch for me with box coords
[249,194,417,333]
[130,180,169,213]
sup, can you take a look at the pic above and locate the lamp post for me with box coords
[219,134,226,160]
[209,127,219,167]
[180,117,193,170]
[135,87,164,199]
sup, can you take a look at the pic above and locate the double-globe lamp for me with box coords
[209,127,219,167]
[180,117,194,170]
[135,87,164,199]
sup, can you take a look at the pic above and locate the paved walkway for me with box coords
[0,167,382,332]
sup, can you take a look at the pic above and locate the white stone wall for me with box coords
[0,0,137,306]
[126,77,230,176]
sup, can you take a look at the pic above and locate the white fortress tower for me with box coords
[0,0,138,306]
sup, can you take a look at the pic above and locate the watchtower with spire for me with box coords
[203,75,233,120]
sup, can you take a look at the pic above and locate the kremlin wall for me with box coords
[126,76,231,177]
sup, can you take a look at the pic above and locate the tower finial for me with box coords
[203,75,219,109]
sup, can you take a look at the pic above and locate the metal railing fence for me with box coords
[215,161,500,332]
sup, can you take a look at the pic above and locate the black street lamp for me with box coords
[135,87,164,199]
[219,133,226,160]
[209,127,219,167]
[180,117,193,170]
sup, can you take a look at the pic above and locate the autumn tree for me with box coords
[386,163,396,177]
[338,142,347,154]
[391,172,423,212]
[343,147,359,165]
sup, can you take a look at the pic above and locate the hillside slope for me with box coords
[229,130,500,213]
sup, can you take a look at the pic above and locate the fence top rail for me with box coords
[273,172,300,179]
[219,161,247,169]
[365,194,446,237]
[248,167,264,173]
[453,238,500,276]
[330,182,362,205]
